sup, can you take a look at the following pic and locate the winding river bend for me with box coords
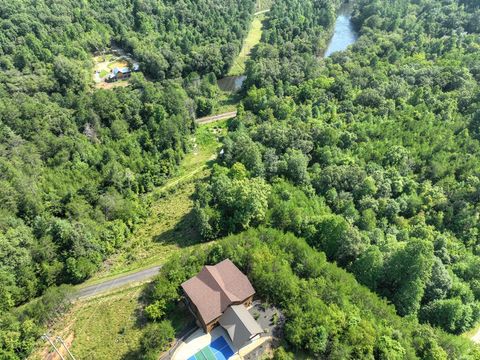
[218,2,358,92]
[324,2,358,57]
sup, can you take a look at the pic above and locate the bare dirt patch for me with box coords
[37,319,76,360]
[95,80,130,90]
[92,48,137,89]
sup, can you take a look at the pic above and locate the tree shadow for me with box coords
[152,209,202,248]
[149,162,219,249]
[218,90,243,108]
[121,348,143,360]
[133,301,150,329]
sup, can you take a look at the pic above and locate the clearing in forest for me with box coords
[29,286,145,360]
[255,0,273,13]
[29,285,192,360]
[92,48,139,89]
[228,14,266,76]
[81,120,227,284]
[30,121,227,360]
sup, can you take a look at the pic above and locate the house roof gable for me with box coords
[219,304,263,349]
[181,259,255,325]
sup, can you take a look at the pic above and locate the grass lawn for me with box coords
[29,285,146,360]
[228,14,265,76]
[99,69,108,77]
[29,285,193,360]
[83,120,227,283]
[216,91,242,114]
[108,60,129,70]
[102,54,114,62]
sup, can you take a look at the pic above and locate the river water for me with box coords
[324,2,357,57]
[218,3,357,91]
[217,75,247,92]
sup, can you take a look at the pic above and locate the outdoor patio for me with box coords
[172,326,236,360]
[169,299,283,360]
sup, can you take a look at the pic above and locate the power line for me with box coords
[41,334,77,360]
[56,336,77,360]
[41,334,65,360]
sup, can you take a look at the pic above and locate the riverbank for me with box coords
[323,2,358,58]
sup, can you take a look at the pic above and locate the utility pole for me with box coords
[41,334,65,360]
[56,336,77,360]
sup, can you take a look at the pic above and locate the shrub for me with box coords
[141,320,175,354]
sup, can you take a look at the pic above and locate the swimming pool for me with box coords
[187,336,235,360]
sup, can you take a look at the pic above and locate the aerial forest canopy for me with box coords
[0,0,254,300]
[195,0,480,337]
[145,228,479,359]
[1,0,480,358]
[0,0,255,87]
[0,1,255,356]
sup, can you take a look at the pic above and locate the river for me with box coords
[324,2,358,57]
[218,2,358,91]
[217,75,247,92]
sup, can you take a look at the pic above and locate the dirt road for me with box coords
[472,328,480,344]
[195,111,237,125]
[254,9,270,16]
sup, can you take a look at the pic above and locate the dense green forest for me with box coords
[0,0,255,358]
[145,228,479,359]
[0,0,255,303]
[195,0,480,336]
[0,0,255,86]
[2,0,480,358]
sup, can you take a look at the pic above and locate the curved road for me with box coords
[73,265,162,300]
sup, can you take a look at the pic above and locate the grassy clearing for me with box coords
[108,60,129,70]
[30,285,145,360]
[30,120,227,360]
[96,181,201,278]
[216,91,242,113]
[228,14,265,76]
[93,50,138,89]
[29,285,192,360]
[161,119,225,187]
[83,120,227,283]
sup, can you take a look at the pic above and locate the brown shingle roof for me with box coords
[181,259,255,325]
